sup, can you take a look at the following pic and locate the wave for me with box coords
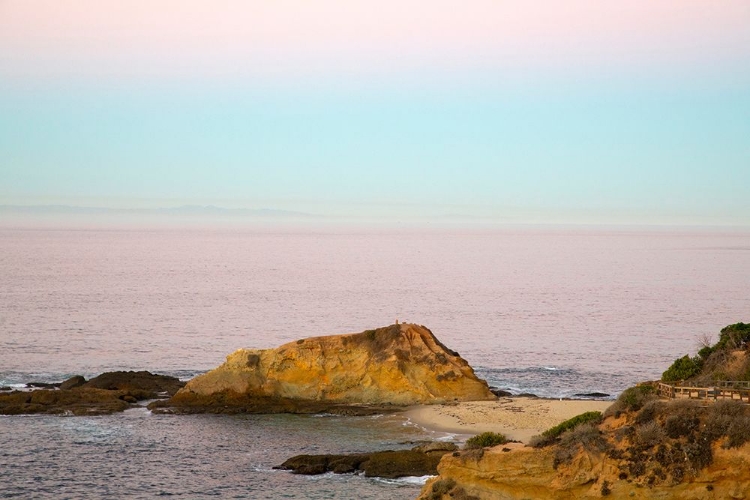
[373,475,435,486]
[475,366,627,399]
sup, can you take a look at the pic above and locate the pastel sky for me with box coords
[1,1,749,225]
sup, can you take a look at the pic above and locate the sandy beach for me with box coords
[404,398,613,443]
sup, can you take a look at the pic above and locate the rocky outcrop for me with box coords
[419,390,750,499]
[0,371,184,416]
[160,324,494,413]
[419,443,750,499]
[276,442,458,478]
[82,370,185,395]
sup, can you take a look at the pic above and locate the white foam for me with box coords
[373,474,436,486]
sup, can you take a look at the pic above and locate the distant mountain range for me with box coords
[0,204,317,218]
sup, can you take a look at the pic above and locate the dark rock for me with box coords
[148,391,399,416]
[1,371,185,416]
[84,371,185,397]
[331,462,356,474]
[516,393,539,398]
[0,387,11,391]
[490,388,513,398]
[411,442,458,454]
[573,392,610,399]
[275,443,454,479]
[0,388,129,415]
[26,382,60,389]
[60,375,87,390]
[363,450,443,478]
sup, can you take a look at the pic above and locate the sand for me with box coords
[404,398,613,443]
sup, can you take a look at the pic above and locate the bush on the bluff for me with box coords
[662,355,703,382]
[465,432,507,449]
[662,322,750,384]
[529,411,602,448]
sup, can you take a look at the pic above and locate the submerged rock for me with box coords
[276,442,457,479]
[160,323,494,414]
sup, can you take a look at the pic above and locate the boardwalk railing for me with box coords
[657,381,750,403]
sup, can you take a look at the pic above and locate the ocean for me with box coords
[1,225,749,498]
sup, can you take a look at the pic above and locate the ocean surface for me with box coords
[2,225,749,498]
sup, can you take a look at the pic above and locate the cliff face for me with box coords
[420,443,750,500]
[169,324,494,408]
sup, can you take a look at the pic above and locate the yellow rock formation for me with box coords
[419,438,750,499]
[174,323,495,406]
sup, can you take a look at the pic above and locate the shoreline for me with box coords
[403,397,613,443]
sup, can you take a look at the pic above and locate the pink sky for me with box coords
[2,0,749,82]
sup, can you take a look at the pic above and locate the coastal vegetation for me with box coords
[422,322,750,499]
[662,322,750,383]
[465,432,508,449]
[530,410,603,447]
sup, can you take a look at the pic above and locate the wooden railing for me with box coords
[657,381,750,403]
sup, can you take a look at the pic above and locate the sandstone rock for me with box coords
[419,394,750,500]
[165,323,494,413]
[420,443,750,499]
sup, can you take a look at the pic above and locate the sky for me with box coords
[1,1,749,225]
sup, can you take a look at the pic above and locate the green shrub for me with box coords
[604,385,658,418]
[698,345,714,360]
[662,355,703,382]
[465,432,507,449]
[542,411,602,440]
[714,323,750,351]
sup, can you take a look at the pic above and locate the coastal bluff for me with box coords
[158,323,494,413]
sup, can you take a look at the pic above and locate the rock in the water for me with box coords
[26,382,59,389]
[1,371,186,416]
[276,443,456,479]
[412,442,458,454]
[60,375,87,390]
[572,392,610,399]
[83,371,185,396]
[164,324,494,413]
[490,388,513,398]
[0,388,130,415]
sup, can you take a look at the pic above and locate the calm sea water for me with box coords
[1,225,749,498]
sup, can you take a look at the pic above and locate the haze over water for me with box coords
[2,225,748,398]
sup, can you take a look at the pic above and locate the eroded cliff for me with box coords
[419,390,750,500]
